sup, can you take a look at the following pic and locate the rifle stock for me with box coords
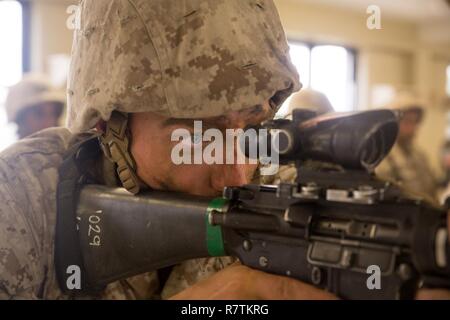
[76,186,213,287]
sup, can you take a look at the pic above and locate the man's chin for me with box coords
[170,184,223,198]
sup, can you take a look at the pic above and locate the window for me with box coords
[289,44,310,88]
[279,41,356,116]
[0,0,23,150]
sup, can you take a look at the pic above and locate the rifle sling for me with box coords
[55,135,105,295]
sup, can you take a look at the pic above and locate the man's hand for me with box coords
[170,262,338,300]
[415,213,450,300]
[415,289,450,300]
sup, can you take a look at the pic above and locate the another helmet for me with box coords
[287,88,334,116]
[5,74,65,123]
[67,0,301,132]
[385,90,426,120]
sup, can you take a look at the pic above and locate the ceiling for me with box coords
[297,0,450,23]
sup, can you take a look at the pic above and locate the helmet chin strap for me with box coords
[99,111,146,194]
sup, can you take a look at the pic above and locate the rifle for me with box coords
[56,109,450,299]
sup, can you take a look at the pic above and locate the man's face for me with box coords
[398,110,422,144]
[17,102,63,138]
[129,101,274,197]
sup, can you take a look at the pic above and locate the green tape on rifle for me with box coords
[206,198,228,257]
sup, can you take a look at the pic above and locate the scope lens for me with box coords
[273,129,293,156]
[360,125,390,169]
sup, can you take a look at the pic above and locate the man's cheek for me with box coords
[177,166,217,196]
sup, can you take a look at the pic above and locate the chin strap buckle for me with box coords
[99,111,144,194]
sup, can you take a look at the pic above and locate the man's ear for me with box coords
[96,120,106,133]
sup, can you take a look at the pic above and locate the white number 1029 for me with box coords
[88,212,101,247]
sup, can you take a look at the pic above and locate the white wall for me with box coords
[30,0,76,74]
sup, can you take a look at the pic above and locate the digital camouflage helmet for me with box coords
[67,0,301,193]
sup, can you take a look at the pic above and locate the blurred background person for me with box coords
[5,74,65,139]
[286,88,334,118]
[376,91,440,202]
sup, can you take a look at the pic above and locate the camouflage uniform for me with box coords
[0,128,234,299]
[0,0,300,299]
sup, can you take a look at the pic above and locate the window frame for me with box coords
[18,0,31,73]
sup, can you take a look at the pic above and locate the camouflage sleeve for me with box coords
[0,162,44,299]
[375,157,396,183]
[256,164,297,185]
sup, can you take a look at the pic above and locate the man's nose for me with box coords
[211,163,253,193]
